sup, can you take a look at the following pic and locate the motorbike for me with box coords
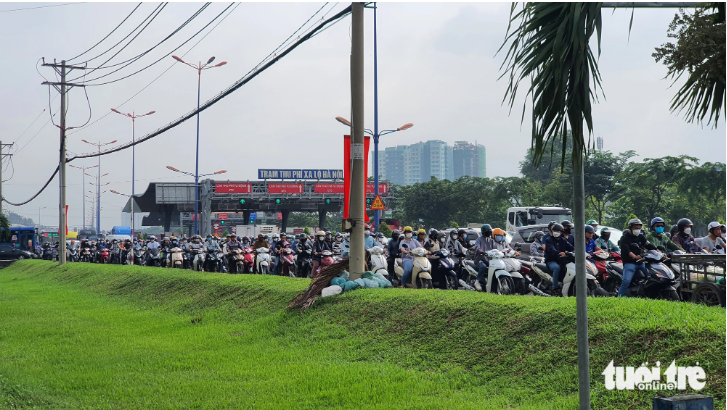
[182,249,193,270]
[460,252,480,290]
[433,248,459,290]
[146,248,162,267]
[133,247,145,266]
[296,248,313,278]
[560,253,611,297]
[394,246,433,289]
[368,246,390,279]
[255,248,271,274]
[316,250,336,276]
[242,247,255,274]
[229,249,245,274]
[606,249,680,300]
[109,247,121,264]
[280,248,296,277]
[501,249,526,294]
[99,248,110,264]
[193,248,205,271]
[80,247,93,263]
[204,250,223,273]
[482,250,515,295]
[67,247,79,262]
[169,247,184,268]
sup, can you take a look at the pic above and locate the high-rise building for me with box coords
[377,140,484,185]
[453,141,486,179]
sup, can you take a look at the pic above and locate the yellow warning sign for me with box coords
[370,194,386,210]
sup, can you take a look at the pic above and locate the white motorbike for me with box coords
[255,247,271,274]
[169,247,184,269]
[394,247,433,289]
[501,249,526,294]
[193,248,205,271]
[368,246,390,278]
[561,253,616,297]
[485,250,515,295]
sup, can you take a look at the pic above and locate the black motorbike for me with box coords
[606,249,680,300]
[133,247,145,266]
[204,250,222,273]
[146,247,162,267]
[296,248,313,278]
[433,248,459,290]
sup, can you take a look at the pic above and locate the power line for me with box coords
[3,4,352,207]
[0,2,85,13]
[68,3,211,81]
[67,2,240,137]
[71,3,167,66]
[79,3,233,86]
[66,3,143,62]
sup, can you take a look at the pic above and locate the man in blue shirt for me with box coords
[364,224,376,250]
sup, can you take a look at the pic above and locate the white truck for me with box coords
[505,206,572,234]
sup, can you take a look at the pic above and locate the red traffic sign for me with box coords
[213,223,220,230]
[218,213,228,220]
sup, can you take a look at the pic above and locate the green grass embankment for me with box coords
[0,260,724,409]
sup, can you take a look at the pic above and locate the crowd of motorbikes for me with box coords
[38,216,724,303]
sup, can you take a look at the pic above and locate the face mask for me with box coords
[655,227,664,234]
[553,232,561,238]
[318,237,324,241]
[684,228,692,235]
[632,229,641,236]
[495,235,504,242]
[563,228,571,234]
[364,230,370,235]
[405,233,412,239]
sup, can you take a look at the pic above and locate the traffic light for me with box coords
[239,199,246,204]
[325,198,331,204]
[366,198,372,205]
[250,219,254,224]
[220,220,225,225]
[275,198,281,204]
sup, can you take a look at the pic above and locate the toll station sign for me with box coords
[314,183,388,194]
[258,169,344,180]
[214,183,251,193]
[267,183,304,194]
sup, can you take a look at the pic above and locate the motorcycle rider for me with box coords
[529,231,545,257]
[617,218,658,297]
[457,229,473,251]
[324,231,333,249]
[492,228,514,252]
[386,230,401,276]
[332,233,345,255]
[544,223,574,295]
[473,225,502,291]
[700,221,725,253]
[398,226,422,288]
[596,228,621,253]
[375,232,387,249]
[584,226,598,257]
[671,218,699,253]
[225,234,243,273]
[424,229,444,288]
[296,234,313,275]
[645,217,683,253]
[253,234,268,250]
[312,231,331,277]
[561,220,575,247]
[587,220,600,240]
[110,239,121,264]
[364,225,376,250]
[416,229,428,248]
[273,233,288,275]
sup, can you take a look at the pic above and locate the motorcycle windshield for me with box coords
[149,248,160,257]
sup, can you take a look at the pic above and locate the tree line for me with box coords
[389,135,725,237]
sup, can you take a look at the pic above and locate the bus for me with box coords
[38,230,59,246]
[0,227,38,252]
[78,228,102,242]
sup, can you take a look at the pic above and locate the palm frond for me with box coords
[499,2,603,168]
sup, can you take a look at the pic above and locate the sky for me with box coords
[0,2,724,230]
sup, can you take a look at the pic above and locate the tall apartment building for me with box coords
[453,141,486,180]
[377,140,484,185]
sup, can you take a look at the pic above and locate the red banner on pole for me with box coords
[343,135,370,223]
[214,183,252,193]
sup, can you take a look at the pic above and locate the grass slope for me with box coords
[0,261,724,410]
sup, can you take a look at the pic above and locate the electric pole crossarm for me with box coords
[41,81,87,88]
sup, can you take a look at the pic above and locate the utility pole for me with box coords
[42,59,87,266]
[0,141,13,215]
[349,2,365,279]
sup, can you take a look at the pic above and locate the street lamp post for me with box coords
[166,166,226,235]
[172,55,227,235]
[110,108,155,240]
[68,164,98,229]
[38,206,46,228]
[82,139,116,233]
[335,116,412,230]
